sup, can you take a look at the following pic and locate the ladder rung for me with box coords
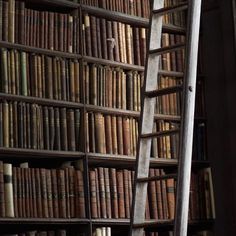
[163,24,186,34]
[137,174,177,183]
[145,85,183,98]
[153,2,188,16]
[159,70,184,78]
[133,220,174,229]
[140,128,179,139]
[149,43,185,56]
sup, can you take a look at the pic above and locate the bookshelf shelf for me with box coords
[87,153,210,169]
[0,93,84,109]
[0,218,90,225]
[81,5,186,35]
[0,41,81,59]
[0,147,85,160]
[25,0,80,9]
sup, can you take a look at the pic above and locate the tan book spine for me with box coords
[105,115,113,154]
[111,116,118,154]
[4,163,14,217]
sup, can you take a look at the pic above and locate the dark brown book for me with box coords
[148,169,158,219]
[3,101,9,147]
[31,168,37,218]
[90,16,98,58]
[57,169,67,218]
[2,1,9,41]
[95,113,106,153]
[40,168,49,218]
[58,14,64,52]
[95,168,101,218]
[160,170,169,219]
[60,108,68,151]
[75,170,86,218]
[117,116,124,155]
[140,28,146,66]
[98,167,107,218]
[104,168,111,218]
[133,27,141,65]
[48,12,54,50]
[154,169,164,219]
[123,169,130,218]
[67,109,76,151]
[126,71,133,110]
[16,167,22,217]
[35,168,43,218]
[117,170,125,218]
[96,18,102,58]
[0,0,2,41]
[74,60,80,103]
[89,169,98,218]
[104,115,113,154]
[64,167,70,218]
[106,20,114,61]
[112,21,120,62]
[43,106,50,150]
[90,64,98,105]
[48,107,55,150]
[68,15,73,53]
[45,56,53,99]
[123,117,131,155]
[51,169,59,218]
[46,169,53,218]
[23,168,30,217]
[53,107,61,150]
[109,168,118,218]
[100,18,108,60]
[0,161,5,217]
[69,60,75,102]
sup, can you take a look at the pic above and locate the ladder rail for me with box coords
[129,1,164,236]
[174,0,202,235]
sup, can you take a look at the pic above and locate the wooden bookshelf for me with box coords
[0,0,215,236]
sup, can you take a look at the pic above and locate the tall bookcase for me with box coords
[0,0,216,236]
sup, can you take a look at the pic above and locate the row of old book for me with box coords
[80,0,186,27]
[83,14,147,66]
[0,101,81,151]
[0,162,86,218]
[0,49,81,102]
[85,112,207,160]
[0,0,80,53]
[81,0,150,19]
[89,167,215,220]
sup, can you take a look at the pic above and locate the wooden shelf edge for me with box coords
[0,148,85,159]
[0,218,89,224]
[87,153,210,169]
[0,41,81,59]
[83,56,145,71]
[0,93,84,109]
[26,0,79,9]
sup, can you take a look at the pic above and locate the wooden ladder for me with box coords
[130,0,202,236]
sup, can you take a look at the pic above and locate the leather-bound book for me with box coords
[48,12,54,50]
[111,116,118,154]
[133,28,141,65]
[95,113,106,153]
[154,169,163,219]
[35,168,43,218]
[117,22,124,62]
[20,52,27,96]
[8,0,15,43]
[161,170,169,219]
[84,14,92,56]
[126,71,133,110]
[90,16,98,58]
[68,167,75,218]
[64,15,68,53]
[48,107,55,150]
[95,18,102,58]
[58,14,64,52]
[100,18,108,60]
[2,1,8,41]
[74,60,80,103]
[104,168,111,218]
[46,169,53,218]
[3,101,9,147]
[68,16,73,53]
[109,168,118,218]
[40,168,49,218]
[60,59,67,101]
[104,115,113,154]
[0,104,3,147]
[95,168,101,218]
[60,108,68,151]
[43,106,50,150]
[112,69,117,108]
[75,170,86,218]
[116,170,125,218]
[54,108,61,150]
[31,168,37,218]
[89,170,98,218]
[23,167,30,217]
[123,117,131,155]
[52,57,59,100]
[64,168,70,218]
[112,21,120,62]
[90,64,98,106]
[1,49,8,93]
[45,56,53,99]
[51,169,59,218]
[123,170,130,218]
[140,28,146,66]
[67,109,76,151]
[117,116,124,155]
[0,161,5,217]
[98,167,107,218]
[4,163,14,217]
[0,0,2,41]
[107,20,114,61]
[57,169,67,218]
[16,167,22,217]
[148,169,158,219]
